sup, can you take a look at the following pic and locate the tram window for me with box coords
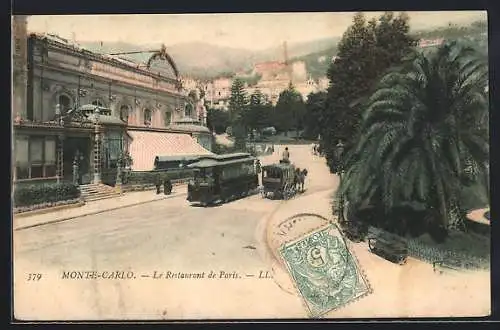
[222,164,241,180]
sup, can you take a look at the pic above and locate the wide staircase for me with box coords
[79,183,122,202]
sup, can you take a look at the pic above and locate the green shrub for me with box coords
[14,182,81,207]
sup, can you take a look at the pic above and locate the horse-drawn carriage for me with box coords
[261,161,307,200]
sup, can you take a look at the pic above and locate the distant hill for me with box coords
[289,19,488,80]
[290,45,338,80]
[412,19,487,59]
[78,37,340,80]
[412,19,487,40]
[77,19,487,81]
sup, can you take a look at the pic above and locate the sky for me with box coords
[26,11,487,50]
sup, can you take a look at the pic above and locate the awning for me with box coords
[128,130,214,171]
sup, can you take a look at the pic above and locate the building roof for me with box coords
[167,124,210,133]
[216,152,252,160]
[188,155,256,169]
[155,154,214,163]
[30,32,182,85]
[128,130,214,171]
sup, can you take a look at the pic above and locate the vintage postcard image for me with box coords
[12,11,490,320]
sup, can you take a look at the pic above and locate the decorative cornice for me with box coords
[33,62,185,99]
[127,125,211,135]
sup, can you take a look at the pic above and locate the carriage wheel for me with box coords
[284,183,292,200]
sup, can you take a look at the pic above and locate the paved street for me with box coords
[13,145,490,320]
[14,145,333,320]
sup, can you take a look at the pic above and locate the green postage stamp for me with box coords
[279,223,371,317]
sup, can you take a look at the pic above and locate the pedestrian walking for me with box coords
[155,172,162,194]
[282,147,290,163]
[163,178,172,195]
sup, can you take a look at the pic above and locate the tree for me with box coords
[242,89,275,136]
[303,91,327,140]
[322,12,418,173]
[339,40,488,241]
[228,78,248,120]
[228,78,248,149]
[274,82,305,136]
[206,108,231,134]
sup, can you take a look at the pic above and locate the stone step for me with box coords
[85,194,122,202]
[80,186,115,191]
[82,190,121,198]
[79,183,121,202]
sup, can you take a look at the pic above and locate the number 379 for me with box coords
[27,273,42,281]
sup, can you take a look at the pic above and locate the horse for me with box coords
[295,168,308,192]
[312,144,320,156]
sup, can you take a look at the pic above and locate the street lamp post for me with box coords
[55,103,65,183]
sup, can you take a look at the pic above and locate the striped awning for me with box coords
[128,130,213,171]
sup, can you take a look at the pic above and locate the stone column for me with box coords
[93,107,102,184]
[93,124,102,184]
[12,15,28,121]
[115,157,122,193]
[56,134,65,183]
[72,154,79,185]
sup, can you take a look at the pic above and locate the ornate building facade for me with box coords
[13,30,212,185]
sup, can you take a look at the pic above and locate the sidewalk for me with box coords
[14,185,187,231]
[467,207,490,225]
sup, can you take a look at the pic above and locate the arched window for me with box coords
[164,111,172,126]
[119,105,129,123]
[144,109,152,126]
[185,104,193,118]
[58,95,71,114]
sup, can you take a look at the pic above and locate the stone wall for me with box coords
[12,16,28,120]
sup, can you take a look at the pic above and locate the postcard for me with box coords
[12,11,490,320]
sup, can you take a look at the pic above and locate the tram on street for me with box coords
[186,153,259,206]
[154,154,214,170]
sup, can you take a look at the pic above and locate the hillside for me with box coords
[76,19,487,81]
[290,45,338,80]
[412,20,487,40]
[289,19,488,81]
[78,37,339,80]
[412,19,488,59]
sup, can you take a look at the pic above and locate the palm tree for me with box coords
[339,40,488,239]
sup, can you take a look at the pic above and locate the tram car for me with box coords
[186,153,259,206]
[261,162,297,200]
[154,154,214,170]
